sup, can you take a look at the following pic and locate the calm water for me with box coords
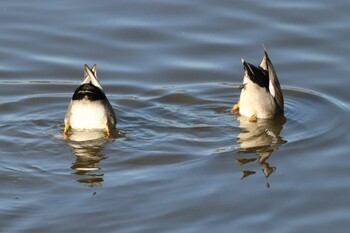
[1,0,350,232]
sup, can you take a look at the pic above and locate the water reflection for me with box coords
[67,129,125,187]
[235,115,287,183]
[67,131,108,187]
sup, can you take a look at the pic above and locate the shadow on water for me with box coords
[234,114,287,186]
[66,130,124,187]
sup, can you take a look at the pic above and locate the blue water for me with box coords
[1,0,350,232]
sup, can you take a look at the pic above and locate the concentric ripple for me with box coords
[0,81,346,165]
[283,86,348,144]
[0,79,349,232]
[1,77,349,181]
[227,84,349,182]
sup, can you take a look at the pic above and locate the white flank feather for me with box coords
[269,80,275,98]
[68,99,108,130]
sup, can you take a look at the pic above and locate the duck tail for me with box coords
[84,64,103,90]
[259,44,270,70]
[242,58,255,77]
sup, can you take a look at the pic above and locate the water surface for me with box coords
[1,0,350,232]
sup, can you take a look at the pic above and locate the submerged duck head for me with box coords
[234,48,284,121]
[64,64,116,138]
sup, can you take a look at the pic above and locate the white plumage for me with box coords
[234,48,284,121]
[67,98,110,130]
[64,64,116,137]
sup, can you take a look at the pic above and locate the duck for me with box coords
[232,48,284,122]
[64,64,116,137]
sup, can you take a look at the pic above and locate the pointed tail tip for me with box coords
[241,59,249,69]
[262,44,269,57]
[84,64,97,73]
[92,64,97,74]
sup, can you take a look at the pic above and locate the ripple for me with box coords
[2,0,350,232]
[0,81,347,189]
[1,81,346,161]
[283,87,347,144]
[231,84,348,183]
[0,79,349,232]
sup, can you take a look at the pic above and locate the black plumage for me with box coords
[72,83,107,101]
[242,60,269,90]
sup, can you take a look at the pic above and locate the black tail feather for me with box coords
[72,83,107,101]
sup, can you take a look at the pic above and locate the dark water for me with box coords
[1,0,350,232]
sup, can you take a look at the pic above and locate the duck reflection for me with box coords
[66,130,114,187]
[235,115,286,182]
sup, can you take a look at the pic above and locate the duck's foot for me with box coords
[249,114,257,123]
[63,124,70,139]
[105,124,110,137]
[231,103,239,113]
[105,124,113,139]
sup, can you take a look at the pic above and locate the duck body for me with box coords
[64,64,116,136]
[239,75,277,119]
[236,49,284,121]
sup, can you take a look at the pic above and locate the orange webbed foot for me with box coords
[249,114,257,123]
[231,102,239,113]
[63,124,70,139]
